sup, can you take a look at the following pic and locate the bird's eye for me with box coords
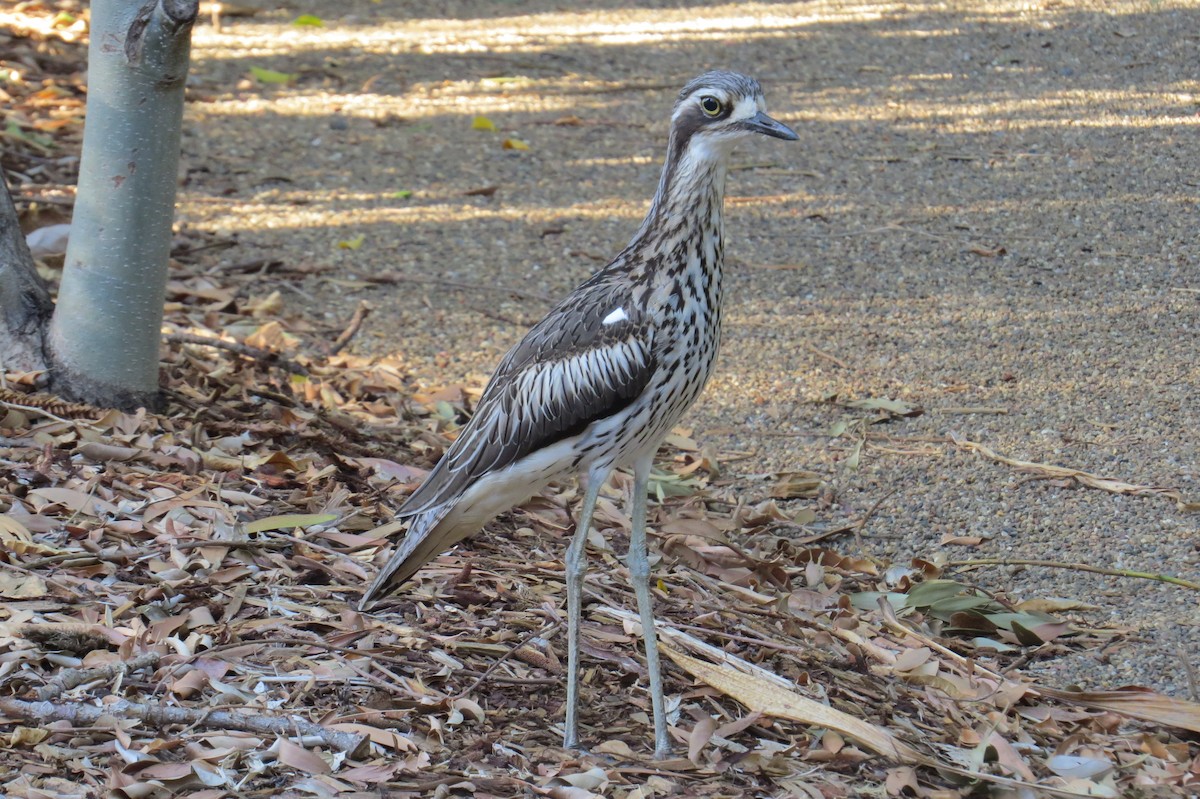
[699,96,723,117]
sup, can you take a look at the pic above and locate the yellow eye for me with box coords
[699,95,723,117]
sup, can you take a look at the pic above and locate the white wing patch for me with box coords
[602,307,628,325]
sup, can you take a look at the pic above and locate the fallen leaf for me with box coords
[940,534,984,546]
[339,763,403,785]
[841,397,923,417]
[292,14,323,26]
[337,235,365,250]
[502,138,530,150]
[688,716,716,763]
[244,513,337,533]
[1036,686,1200,733]
[1046,753,1113,779]
[27,487,121,517]
[968,245,1007,257]
[593,739,637,758]
[276,739,330,774]
[471,115,496,131]
[769,471,823,499]
[7,726,48,746]
[248,66,298,84]
[662,646,921,762]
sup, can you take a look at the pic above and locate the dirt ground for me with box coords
[180,0,1198,696]
[3,0,1199,794]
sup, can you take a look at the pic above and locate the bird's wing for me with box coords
[398,280,655,516]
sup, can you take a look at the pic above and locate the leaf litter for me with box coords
[2,6,1198,797]
[2,255,1198,796]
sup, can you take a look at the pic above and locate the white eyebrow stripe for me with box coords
[732,95,759,120]
[602,307,628,325]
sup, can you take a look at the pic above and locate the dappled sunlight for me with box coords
[6,0,1200,794]
[191,3,862,59]
[191,88,586,118]
[178,192,655,229]
[794,85,1200,132]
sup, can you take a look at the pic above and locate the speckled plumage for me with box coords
[361,71,796,758]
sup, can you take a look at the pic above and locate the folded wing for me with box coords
[398,280,656,517]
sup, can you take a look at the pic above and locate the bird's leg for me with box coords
[564,467,608,751]
[628,455,671,759]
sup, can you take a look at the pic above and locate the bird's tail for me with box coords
[359,504,462,609]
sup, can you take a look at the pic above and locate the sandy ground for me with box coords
[180,0,1199,695]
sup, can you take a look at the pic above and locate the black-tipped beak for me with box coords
[744,110,798,141]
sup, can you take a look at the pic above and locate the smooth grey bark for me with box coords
[46,0,199,411]
[0,177,54,374]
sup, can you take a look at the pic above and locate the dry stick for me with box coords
[875,606,1009,686]
[36,652,161,701]
[947,558,1200,591]
[456,621,560,699]
[0,697,366,754]
[1179,643,1200,703]
[365,272,553,303]
[953,436,1197,511]
[853,487,899,548]
[801,342,855,370]
[164,333,309,376]
[329,300,372,355]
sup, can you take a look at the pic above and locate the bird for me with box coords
[360,70,797,759]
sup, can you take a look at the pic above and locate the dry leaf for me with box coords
[661,645,922,762]
[276,739,330,774]
[1036,686,1200,734]
[0,573,48,598]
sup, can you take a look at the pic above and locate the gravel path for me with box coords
[182,0,1199,695]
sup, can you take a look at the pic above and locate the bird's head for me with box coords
[670,70,798,161]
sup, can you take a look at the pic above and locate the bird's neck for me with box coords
[630,137,729,269]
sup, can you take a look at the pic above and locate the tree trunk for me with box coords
[0,178,53,374]
[46,0,199,411]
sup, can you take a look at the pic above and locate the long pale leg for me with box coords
[564,466,609,751]
[628,454,671,759]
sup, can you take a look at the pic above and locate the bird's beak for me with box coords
[743,110,798,141]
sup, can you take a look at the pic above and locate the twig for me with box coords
[875,601,1009,685]
[853,488,898,548]
[946,558,1200,591]
[36,652,161,701]
[801,342,855,370]
[467,304,528,327]
[365,271,553,303]
[953,435,1199,511]
[0,697,366,754]
[456,621,560,698]
[211,257,283,274]
[164,333,309,376]
[1179,643,1200,703]
[329,300,372,355]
